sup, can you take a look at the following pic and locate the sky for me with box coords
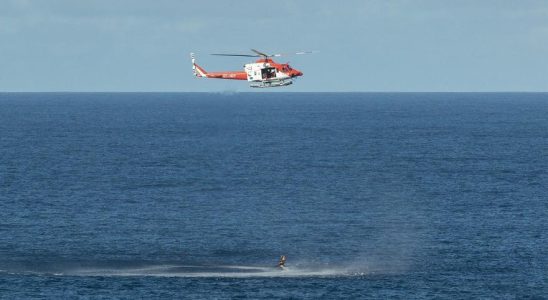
[1,0,547,92]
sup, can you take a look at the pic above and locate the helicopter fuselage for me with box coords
[244,59,302,88]
[191,55,303,88]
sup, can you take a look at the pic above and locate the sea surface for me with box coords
[0,92,547,299]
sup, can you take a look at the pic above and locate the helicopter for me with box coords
[190,49,314,88]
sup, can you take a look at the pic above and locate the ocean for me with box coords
[0,92,546,298]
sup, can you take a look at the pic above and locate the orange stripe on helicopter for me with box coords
[193,61,247,80]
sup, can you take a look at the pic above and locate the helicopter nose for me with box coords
[293,70,303,77]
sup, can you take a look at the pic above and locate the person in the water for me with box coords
[277,255,286,268]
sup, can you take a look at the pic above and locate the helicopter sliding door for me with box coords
[261,67,277,79]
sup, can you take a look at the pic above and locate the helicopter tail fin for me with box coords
[190,52,208,77]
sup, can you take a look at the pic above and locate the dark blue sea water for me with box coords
[0,92,547,299]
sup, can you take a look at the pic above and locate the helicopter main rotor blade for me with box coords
[271,50,319,57]
[210,50,318,58]
[211,54,260,57]
[250,49,270,57]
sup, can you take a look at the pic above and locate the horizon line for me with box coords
[1,91,548,94]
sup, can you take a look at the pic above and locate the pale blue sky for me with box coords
[1,0,547,92]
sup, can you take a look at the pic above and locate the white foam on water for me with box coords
[61,264,362,278]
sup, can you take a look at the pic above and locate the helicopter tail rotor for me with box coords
[190,52,208,77]
[190,52,196,76]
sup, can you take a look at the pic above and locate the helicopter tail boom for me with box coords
[190,52,247,80]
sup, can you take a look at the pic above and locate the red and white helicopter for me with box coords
[190,49,314,88]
